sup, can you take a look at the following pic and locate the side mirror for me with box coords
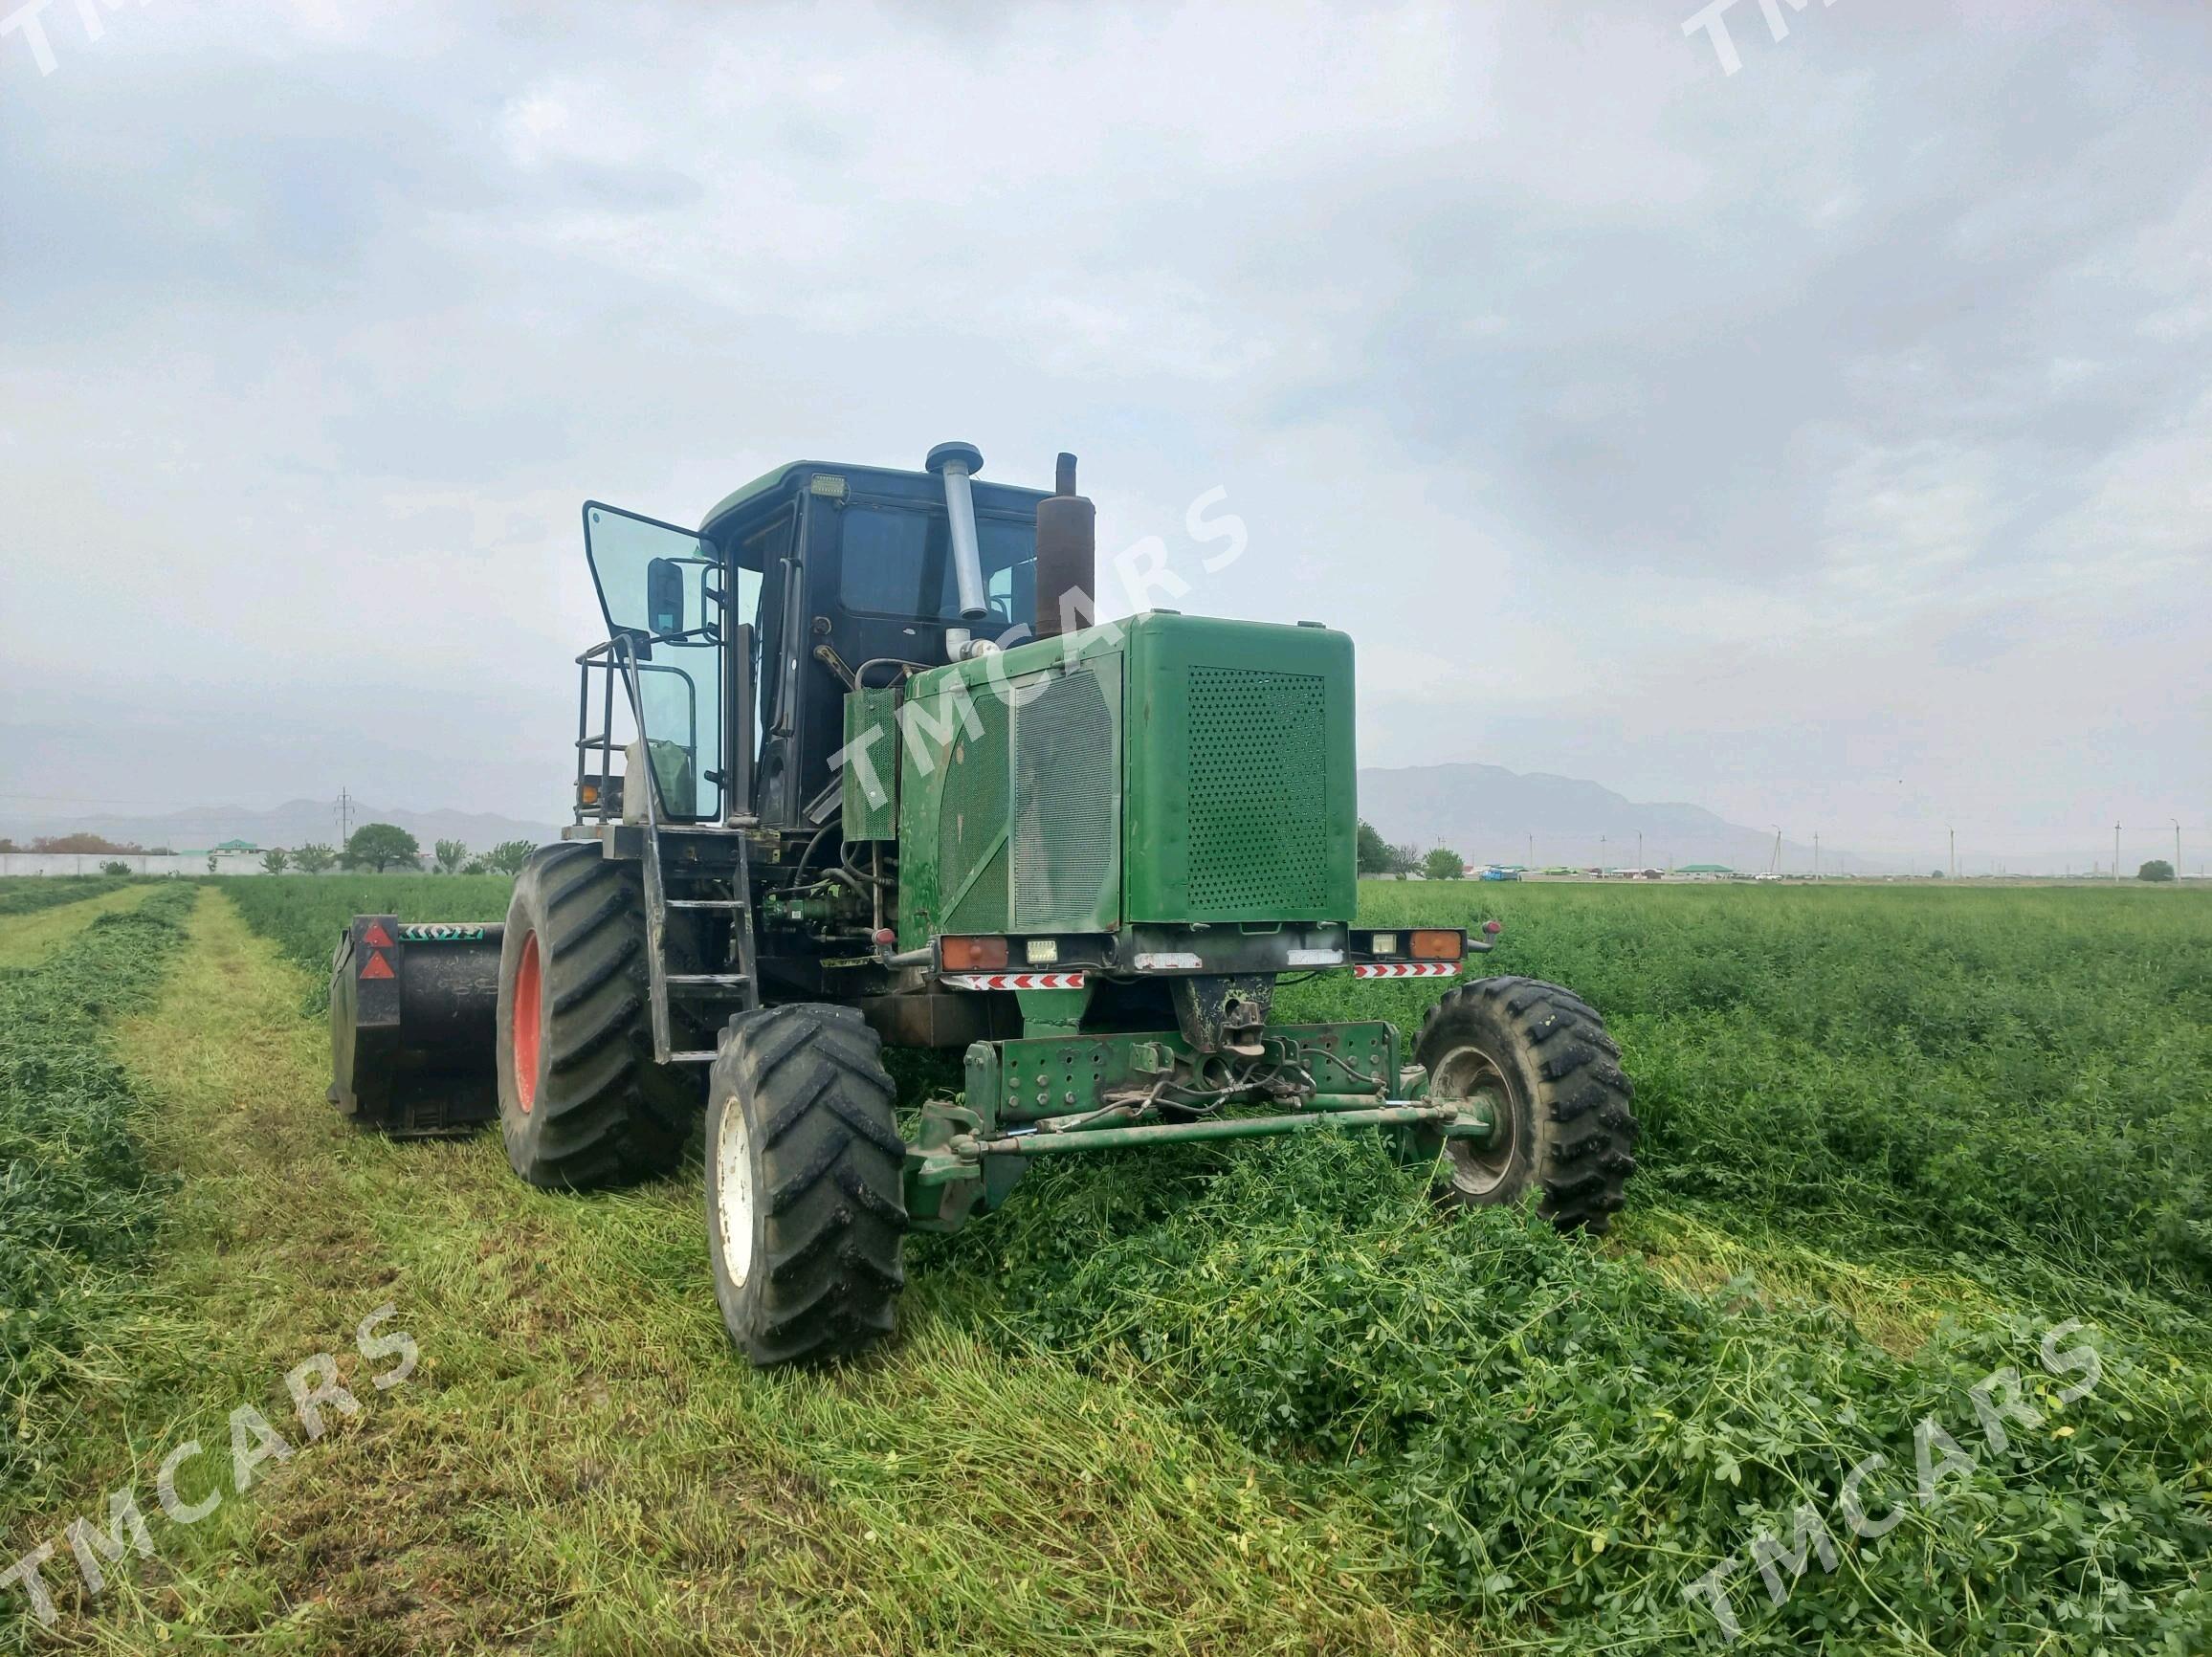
[647,558,686,636]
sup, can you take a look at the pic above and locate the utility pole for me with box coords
[1947,826,1955,881]
[1813,832,1820,878]
[1769,827,1782,877]
[1636,830,1643,870]
[2176,819,2184,873]
[1527,832,1533,869]
[2114,821,2122,882]
[337,787,355,847]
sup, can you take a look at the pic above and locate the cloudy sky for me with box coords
[2,0,2205,871]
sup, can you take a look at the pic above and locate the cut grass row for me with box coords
[3,893,1460,1655]
[0,876,135,920]
[940,1137,2212,1649]
[0,884,196,1502]
[0,883,161,973]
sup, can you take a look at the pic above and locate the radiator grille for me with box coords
[1011,666,1117,930]
[938,690,1009,932]
[1185,667,1331,915]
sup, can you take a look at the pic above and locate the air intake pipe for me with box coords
[927,441,989,660]
[1033,451,1095,642]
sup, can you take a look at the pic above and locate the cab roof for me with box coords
[698,458,1051,542]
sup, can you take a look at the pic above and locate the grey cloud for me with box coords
[0,0,2202,861]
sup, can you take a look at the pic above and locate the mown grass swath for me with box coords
[0,885,195,1496]
[938,1136,2212,1649]
[0,875,136,919]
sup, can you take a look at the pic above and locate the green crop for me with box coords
[0,885,195,1492]
[1286,883,2212,1297]
[212,869,2212,1650]
[939,1137,2212,1650]
[918,882,2212,1651]
[226,873,514,1005]
[0,876,135,919]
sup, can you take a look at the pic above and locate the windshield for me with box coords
[839,503,1036,631]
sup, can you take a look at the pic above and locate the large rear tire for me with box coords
[1411,976,1638,1232]
[705,1004,907,1366]
[496,842,698,1188]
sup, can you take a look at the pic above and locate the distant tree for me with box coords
[206,854,219,875]
[100,860,132,876]
[343,823,421,873]
[461,857,489,875]
[33,832,144,854]
[1423,847,1467,881]
[1932,870,1945,879]
[0,838,18,852]
[2137,859,2176,883]
[485,839,537,876]
[1356,826,1420,876]
[1357,820,1393,875]
[294,842,338,873]
[433,838,469,874]
[262,848,291,874]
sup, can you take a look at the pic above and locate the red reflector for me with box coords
[362,920,395,948]
[940,935,1009,971]
[1482,919,1503,936]
[361,950,396,980]
[1410,930,1463,961]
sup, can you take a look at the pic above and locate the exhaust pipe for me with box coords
[1033,451,1095,642]
[926,441,989,660]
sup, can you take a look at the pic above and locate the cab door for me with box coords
[581,502,761,822]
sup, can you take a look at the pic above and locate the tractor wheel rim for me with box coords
[1431,1043,1516,1196]
[714,1094,756,1289]
[512,932,542,1115]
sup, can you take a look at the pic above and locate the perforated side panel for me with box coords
[1185,668,1331,916]
[1012,666,1117,931]
[939,691,1009,933]
[946,844,1007,933]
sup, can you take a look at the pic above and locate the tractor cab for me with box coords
[579,450,1047,831]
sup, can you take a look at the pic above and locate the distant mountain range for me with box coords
[8,766,1867,874]
[1358,762,1869,873]
[0,799,559,854]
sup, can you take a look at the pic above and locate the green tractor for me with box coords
[329,443,1638,1364]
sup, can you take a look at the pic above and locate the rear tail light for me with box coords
[1410,930,1463,961]
[940,936,1009,971]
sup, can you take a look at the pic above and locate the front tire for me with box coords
[706,1005,907,1367]
[1412,976,1638,1232]
[496,843,698,1188]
